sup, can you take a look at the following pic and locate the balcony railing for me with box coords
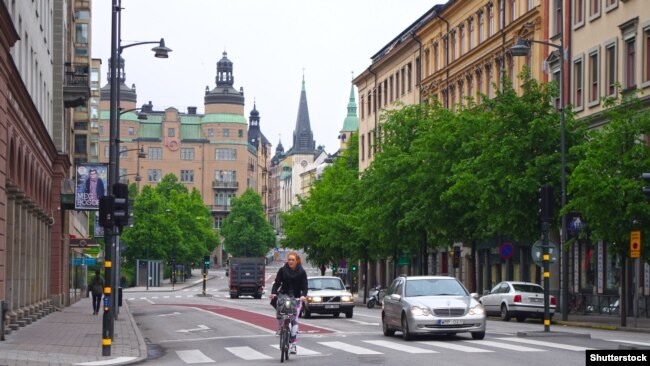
[63,62,90,108]
[209,204,231,213]
[212,180,239,190]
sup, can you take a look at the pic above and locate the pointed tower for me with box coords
[292,75,315,154]
[248,101,261,147]
[99,56,137,110]
[338,82,358,152]
[204,51,245,114]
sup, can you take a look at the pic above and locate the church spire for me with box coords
[292,72,315,153]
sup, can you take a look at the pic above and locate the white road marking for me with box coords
[177,324,209,333]
[496,337,594,351]
[319,341,382,355]
[417,341,493,353]
[348,319,379,326]
[270,344,321,355]
[225,346,272,360]
[175,350,215,364]
[467,340,544,352]
[364,340,437,353]
[608,339,650,347]
[73,357,138,365]
[158,312,181,317]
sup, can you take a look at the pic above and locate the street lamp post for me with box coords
[511,18,568,321]
[103,0,171,356]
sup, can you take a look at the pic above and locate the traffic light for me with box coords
[642,173,650,195]
[539,184,553,223]
[331,264,338,274]
[203,255,210,266]
[351,263,357,272]
[113,183,129,230]
[98,195,114,228]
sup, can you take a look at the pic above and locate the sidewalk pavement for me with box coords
[1,274,649,366]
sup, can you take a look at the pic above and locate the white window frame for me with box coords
[588,46,601,107]
[588,0,601,22]
[573,55,584,111]
[604,39,618,97]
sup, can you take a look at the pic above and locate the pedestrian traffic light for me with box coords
[98,195,114,228]
[113,183,129,230]
[539,184,553,223]
[642,173,650,195]
[203,255,210,266]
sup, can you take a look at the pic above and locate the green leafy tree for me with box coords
[566,91,650,260]
[221,188,275,257]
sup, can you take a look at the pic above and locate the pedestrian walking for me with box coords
[90,270,104,315]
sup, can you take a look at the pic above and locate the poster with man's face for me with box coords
[75,163,108,210]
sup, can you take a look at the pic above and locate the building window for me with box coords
[424,49,430,77]
[487,66,494,99]
[128,127,134,135]
[223,128,230,137]
[215,192,236,207]
[119,145,128,158]
[574,58,584,109]
[180,169,194,183]
[238,129,243,138]
[207,128,214,137]
[467,76,473,101]
[75,23,88,44]
[488,5,495,37]
[528,0,534,11]
[509,0,516,23]
[180,148,195,160]
[360,96,365,118]
[104,146,110,158]
[215,148,236,160]
[468,18,475,49]
[74,135,87,154]
[552,67,561,109]
[214,216,224,229]
[407,63,412,92]
[605,0,618,12]
[451,31,456,61]
[645,27,650,84]
[167,128,174,137]
[215,170,236,182]
[478,11,485,42]
[476,69,483,102]
[606,42,617,96]
[384,80,388,105]
[401,68,406,95]
[361,134,365,162]
[625,38,636,89]
[589,0,600,19]
[459,25,465,56]
[589,50,600,104]
[554,0,562,36]
[433,43,439,71]
[574,0,584,27]
[148,169,162,182]
[148,147,162,160]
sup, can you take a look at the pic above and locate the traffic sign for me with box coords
[531,240,557,267]
[630,231,641,259]
[499,242,514,260]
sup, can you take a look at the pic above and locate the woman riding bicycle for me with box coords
[270,252,308,355]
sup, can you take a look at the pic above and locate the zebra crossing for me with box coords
[125,288,233,301]
[171,336,596,363]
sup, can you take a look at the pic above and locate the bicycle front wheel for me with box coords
[280,327,288,362]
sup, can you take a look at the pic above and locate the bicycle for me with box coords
[277,295,297,363]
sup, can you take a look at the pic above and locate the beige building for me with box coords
[97,52,271,266]
[570,0,650,126]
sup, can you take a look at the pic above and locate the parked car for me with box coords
[381,276,486,341]
[479,281,555,322]
[301,276,354,318]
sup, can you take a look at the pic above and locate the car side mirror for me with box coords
[471,293,479,300]
[482,290,489,296]
[345,285,351,291]
[390,294,401,301]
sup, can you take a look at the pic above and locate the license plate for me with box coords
[439,319,463,325]
[325,304,339,309]
[529,298,543,303]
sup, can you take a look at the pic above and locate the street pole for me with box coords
[559,1,568,321]
[542,221,551,332]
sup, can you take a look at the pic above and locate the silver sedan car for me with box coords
[381,276,486,341]
[479,281,555,322]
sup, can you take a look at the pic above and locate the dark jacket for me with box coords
[91,274,104,295]
[271,263,308,298]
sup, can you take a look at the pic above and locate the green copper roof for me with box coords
[201,113,247,124]
[139,123,161,138]
[341,83,358,132]
[181,125,203,139]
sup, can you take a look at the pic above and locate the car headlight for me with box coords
[307,296,322,303]
[341,295,353,302]
[468,304,485,316]
[410,306,430,316]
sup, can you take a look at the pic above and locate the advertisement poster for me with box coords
[94,212,104,237]
[75,163,108,210]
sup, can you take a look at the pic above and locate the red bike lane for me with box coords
[168,304,334,334]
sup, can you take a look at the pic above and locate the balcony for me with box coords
[209,204,231,213]
[63,62,90,108]
[212,180,239,190]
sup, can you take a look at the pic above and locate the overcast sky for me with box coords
[91,1,442,152]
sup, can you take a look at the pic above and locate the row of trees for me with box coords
[281,69,650,279]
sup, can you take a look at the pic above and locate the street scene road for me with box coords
[122,260,650,366]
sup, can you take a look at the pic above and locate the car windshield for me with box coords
[405,279,468,297]
[309,278,344,290]
[513,284,544,293]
